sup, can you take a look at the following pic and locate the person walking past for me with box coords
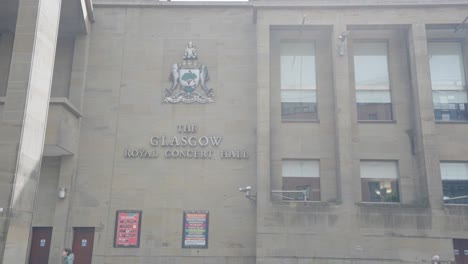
[62,248,74,264]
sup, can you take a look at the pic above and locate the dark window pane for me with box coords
[434,103,468,121]
[443,180,468,204]
[367,181,381,202]
[361,178,399,202]
[357,103,393,121]
[282,177,320,201]
[282,102,318,121]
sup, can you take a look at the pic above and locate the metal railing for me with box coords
[271,190,308,202]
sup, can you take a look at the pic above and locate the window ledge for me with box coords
[356,202,402,208]
[435,121,468,124]
[358,120,396,124]
[272,200,334,207]
[282,119,320,123]
[444,203,468,207]
[444,204,468,215]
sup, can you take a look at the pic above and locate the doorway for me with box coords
[72,227,95,264]
[454,239,468,264]
[29,227,52,264]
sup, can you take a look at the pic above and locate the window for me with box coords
[440,162,468,204]
[281,160,320,201]
[428,42,468,121]
[353,42,393,121]
[360,161,399,202]
[280,42,317,121]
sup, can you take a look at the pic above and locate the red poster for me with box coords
[114,210,142,248]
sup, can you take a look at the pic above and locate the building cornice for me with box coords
[93,0,252,8]
[92,0,468,8]
[252,0,468,8]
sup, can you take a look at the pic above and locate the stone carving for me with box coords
[183,41,198,60]
[164,42,213,104]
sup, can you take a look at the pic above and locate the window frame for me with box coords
[440,161,468,205]
[280,159,321,202]
[359,160,401,203]
[352,39,395,122]
[279,39,320,123]
[428,39,468,123]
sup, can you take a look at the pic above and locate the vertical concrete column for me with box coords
[256,22,270,214]
[49,35,90,264]
[255,20,270,264]
[407,24,443,210]
[331,24,359,206]
[0,0,62,262]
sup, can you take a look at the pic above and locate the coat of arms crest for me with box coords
[164,42,214,104]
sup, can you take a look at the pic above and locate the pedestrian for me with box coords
[62,248,74,264]
[432,255,440,264]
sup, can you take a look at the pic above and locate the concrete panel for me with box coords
[51,37,75,98]
[44,103,81,155]
[32,157,60,227]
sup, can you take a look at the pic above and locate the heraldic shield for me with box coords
[164,42,214,104]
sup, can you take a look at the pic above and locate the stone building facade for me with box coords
[1,0,468,263]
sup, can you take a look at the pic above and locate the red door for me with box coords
[454,239,468,264]
[29,227,52,264]
[72,227,95,264]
